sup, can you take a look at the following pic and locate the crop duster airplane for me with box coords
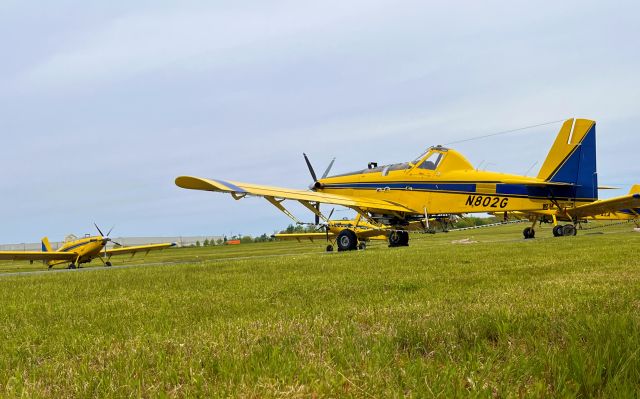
[500,184,640,236]
[176,118,640,250]
[0,224,176,269]
[272,211,457,251]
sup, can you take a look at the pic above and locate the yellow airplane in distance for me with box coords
[176,118,640,250]
[0,224,176,269]
[273,212,456,251]
[499,185,640,236]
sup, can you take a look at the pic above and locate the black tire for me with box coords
[399,231,410,246]
[358,242,366,250]
[562,224,576,236]
[325,245,334,252]
[337,229,358,251]
[552,225,563,237]
[105,261,112,267]
[68,263,76,269]
[523,227,535,239]
[388,231,403,247]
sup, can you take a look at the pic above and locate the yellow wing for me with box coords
[567,193,640,219]
[105,243,176,257]
[0,251,77,262]
[175,176,413,214]
[272,233,333,242]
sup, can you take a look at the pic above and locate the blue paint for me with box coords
[214,179,247,193]
[546,124,598,200]
[60,240,95,252]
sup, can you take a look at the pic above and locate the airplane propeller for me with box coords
[95,223,123,266]
[303,154,335,225]
[94,223,123,246]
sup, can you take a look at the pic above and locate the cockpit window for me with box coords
[418,152,443,170]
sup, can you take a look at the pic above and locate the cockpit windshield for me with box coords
[417,152,443,170]
[411,150,430,165]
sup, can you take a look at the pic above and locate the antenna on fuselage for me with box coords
[523,161,539,177]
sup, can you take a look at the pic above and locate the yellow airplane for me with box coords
[272,212,456,251]
[498,185,640,236]
[0,224,176,269]
[176,118,640,249]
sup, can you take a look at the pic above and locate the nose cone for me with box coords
[102,238,110,245]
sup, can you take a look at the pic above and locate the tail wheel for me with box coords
[552,225,563,237]
[337,229,358,251]
[562,224,577,236]
[325,244,334,252]
[523,227,535,239]
[358,242,367,250]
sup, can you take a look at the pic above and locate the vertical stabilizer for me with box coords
[41,237,53,252]
[629,185,640,195]
[537,118,597,200]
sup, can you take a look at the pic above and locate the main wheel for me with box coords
[388,231,402,247]
[523,227,535,239]
[399,231,410,246]
[562,224,576,236]
[552,225,563,237]
[68,263,76,269]
[337,229,358,251]
[325,244,334,252]
[105,261,112,267]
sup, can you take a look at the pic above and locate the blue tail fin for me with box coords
[537,118,598,200]
[41,237,53,252]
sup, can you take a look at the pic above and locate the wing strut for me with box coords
[298,201,328,224]
[265,196,302,224]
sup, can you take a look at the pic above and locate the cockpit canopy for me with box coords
[411,148,445,171]
[328,145,473,179]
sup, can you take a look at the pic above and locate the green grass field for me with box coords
[0,222,639,397]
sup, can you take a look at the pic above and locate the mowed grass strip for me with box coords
[0,225,639,397]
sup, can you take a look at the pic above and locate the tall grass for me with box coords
[0,223,638,397]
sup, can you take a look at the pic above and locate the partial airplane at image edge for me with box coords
[0,224,176,269]
[499,184,640,236]
[176,118,640,250]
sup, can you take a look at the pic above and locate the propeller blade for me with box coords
[106,225,114,237]
[321,158,336,179]
[94,222,105,237]
[303,153,318,182]
[111,240,123,247]
[327,208,335,220]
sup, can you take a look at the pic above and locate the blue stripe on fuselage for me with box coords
[323,182,582,200]
[324,182,476,192]
[60,240,96,252]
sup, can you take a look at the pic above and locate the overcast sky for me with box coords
[1,1,638,243]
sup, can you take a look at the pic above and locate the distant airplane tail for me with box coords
[41,237,53,252]
[629,185,640,195]
[537,118,597,200]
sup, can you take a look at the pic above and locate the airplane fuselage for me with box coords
[316,150,592,221]
[48,236,108,266]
